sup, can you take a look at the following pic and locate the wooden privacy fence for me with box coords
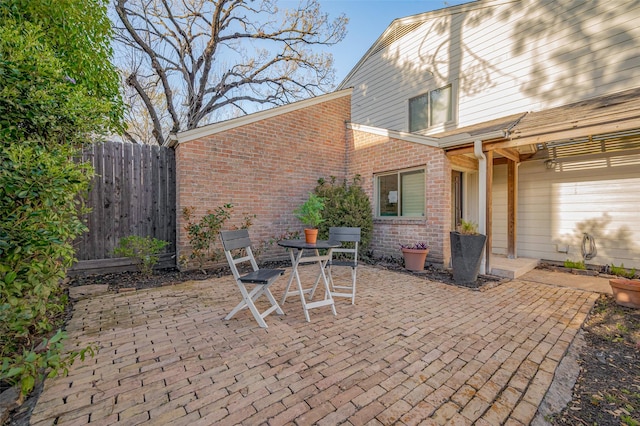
[70,141,176,275]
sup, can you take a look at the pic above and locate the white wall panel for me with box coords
[511,154,640,268]
[344,0,640,133]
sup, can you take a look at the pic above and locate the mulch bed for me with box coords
[67,259,505,292]
[551,295,640,425]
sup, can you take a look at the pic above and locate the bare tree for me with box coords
[114,0,348,146]
[116,56,172,145]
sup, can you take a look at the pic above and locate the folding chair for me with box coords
[220,229,285,328]
[326,227,360,304]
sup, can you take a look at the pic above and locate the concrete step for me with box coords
[490,256,539,279]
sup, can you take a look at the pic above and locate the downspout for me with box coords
[473,140,487,275]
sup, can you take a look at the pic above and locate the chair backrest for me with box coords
[220,229,259,279]
[329,227,360,258]
[329,227,361,244]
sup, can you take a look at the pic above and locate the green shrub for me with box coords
[182,204,233,272]
[457,220,479,235]
[114,236,169,276]
[0,142,94,399]
[610,263,636,279]
[314,175,373,255]
[564,259,586,269]
[0,0,121,399]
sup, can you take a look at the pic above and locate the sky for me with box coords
[280,0,471,84]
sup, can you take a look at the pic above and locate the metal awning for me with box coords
[539,129,640,160]
[443,87,640,159]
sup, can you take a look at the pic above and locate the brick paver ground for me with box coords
[30,265,598,425]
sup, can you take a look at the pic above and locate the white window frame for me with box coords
[375,168,426,218]
[408,84,453,132]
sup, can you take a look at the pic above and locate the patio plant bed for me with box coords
[68,259,503,292]
[552,294,640,426]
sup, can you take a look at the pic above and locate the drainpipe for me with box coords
[473,140,487,275]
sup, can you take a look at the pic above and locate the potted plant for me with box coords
[608,265,640,308]
[294,193,325,243]
[400,242,429,272]
[450,220,487,284]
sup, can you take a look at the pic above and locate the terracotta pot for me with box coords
[609,278,640,309]
[401,248,429,272]
[304,228,318,244]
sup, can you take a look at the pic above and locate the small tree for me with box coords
[182,204,234,272]
[114,236,169,276]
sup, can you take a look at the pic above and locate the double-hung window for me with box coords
[409,84,453,132]
[376,168,425,218]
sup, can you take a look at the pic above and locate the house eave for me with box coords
[173,89,352,144]
[348,123,440,147]
[439,130,508,149]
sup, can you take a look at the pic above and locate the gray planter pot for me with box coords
[450,231,487,284]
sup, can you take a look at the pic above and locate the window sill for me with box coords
[374,217,427,224]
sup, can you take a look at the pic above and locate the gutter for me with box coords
[473,139,487,275]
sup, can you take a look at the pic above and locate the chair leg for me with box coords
[226,282,279,328]
[327,263,335,293]
[351,267,357,304]
[263,287,285,315]
[327,265,357,304]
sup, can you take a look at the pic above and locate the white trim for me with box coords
[374,167,427,219]
[473,139,487,275]
[439,130,507,148]
[348,123,440,147]
[173,89,352,144]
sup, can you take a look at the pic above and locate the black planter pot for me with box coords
[450,231,487,284]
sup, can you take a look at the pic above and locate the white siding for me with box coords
[493,154,640,268]
[343,0,640,132]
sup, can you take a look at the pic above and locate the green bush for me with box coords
[610,263,636,279]
[182,204,233,272]
[0,0,122,399]
[314,175,373,255]
[114,236,169,276]
[564,259,586,270]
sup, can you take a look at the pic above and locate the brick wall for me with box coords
[347,129,452,265]
[175,94,351,269]
[175,91,453,270]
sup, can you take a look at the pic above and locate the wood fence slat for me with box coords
[77,144,95,260]
[91,142,104,260]
[112,142,122,252]
[123,142,133,236]
[142,146,153,237]
[103,142,115,256]
[130,144,141,236]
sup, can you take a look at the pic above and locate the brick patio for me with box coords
[30,265,598,425]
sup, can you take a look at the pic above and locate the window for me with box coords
[376,169,425,217]
[409,85,453,132]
